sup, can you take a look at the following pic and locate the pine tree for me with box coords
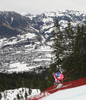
[61,21,75,79]
[48,20,66,86]
[0,84,4,92]
[17,93,20,100]
[29,87,32,95]
[65,21,75,56]
[22,78,25,87]
[25,91,28,99]
[62,24,86,80]
[50,20,86,82]
[52,20,65,68]
[0,93,2,99]
[47,63,57,87]
[73,24,86,78]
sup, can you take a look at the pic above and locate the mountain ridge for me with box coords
[0,10,86,73]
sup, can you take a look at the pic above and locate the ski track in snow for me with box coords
[41,85,86,100]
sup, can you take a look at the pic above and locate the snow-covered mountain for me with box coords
[0,10,86,73]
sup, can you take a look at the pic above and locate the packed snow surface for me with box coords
[42,85,86,100]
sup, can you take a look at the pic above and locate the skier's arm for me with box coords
[54,75,59,83]
[54,74,58,80]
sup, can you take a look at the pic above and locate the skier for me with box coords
[52,72,64,84]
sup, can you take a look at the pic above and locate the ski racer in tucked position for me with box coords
[52,72,64,84]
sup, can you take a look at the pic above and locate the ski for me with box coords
[48,83,72,92]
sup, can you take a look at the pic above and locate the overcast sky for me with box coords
[0,0,86,14]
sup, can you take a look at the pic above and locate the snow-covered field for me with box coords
[0,33,53,73]
[0,88,40,100]
[42,85,86,100]
[1,84,86,100]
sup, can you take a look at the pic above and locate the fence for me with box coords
[28,77,86,100]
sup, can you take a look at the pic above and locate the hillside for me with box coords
[0,10,86,73]
[1,84,86,100]
[42,85,86,100]
[28,77,86,100]
[0,88,40,100]
[0,77,86,100]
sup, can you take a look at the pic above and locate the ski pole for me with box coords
[63,69,73,81]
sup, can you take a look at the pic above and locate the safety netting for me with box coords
[28,77,86,100]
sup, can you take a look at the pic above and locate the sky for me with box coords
[0,0,86,14]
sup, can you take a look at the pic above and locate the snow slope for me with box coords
[41,85,86,100]
[0,88,40,100]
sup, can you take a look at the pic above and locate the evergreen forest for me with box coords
[0,20,86,92]
[48,20,86,87]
